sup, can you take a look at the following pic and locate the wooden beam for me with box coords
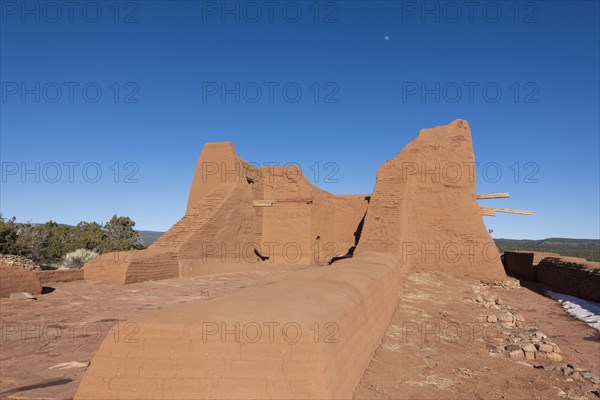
[476,193,510,200]
[275,198,313,203]
[480,206,533,215]
[253,199,315,206]
[253,200,278,207]
[481,208,496,216]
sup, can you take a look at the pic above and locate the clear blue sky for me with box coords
[1,1,598,239]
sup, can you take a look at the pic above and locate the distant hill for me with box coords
[494,238,600,262]
[139,230,165,246]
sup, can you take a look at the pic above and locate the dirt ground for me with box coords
[1,267,599,400]
[354,270,600,400]
[0,266,306,400]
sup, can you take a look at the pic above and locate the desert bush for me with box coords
[0,215,20,255]
[63,248,99,269]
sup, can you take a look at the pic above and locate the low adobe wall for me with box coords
[75,252,402,399]
[36,269,84,284]
[0,264,42,298]
[503,251,536,280]
[537,257,600,302]
[84,250,179,285]
[503,252,600,302]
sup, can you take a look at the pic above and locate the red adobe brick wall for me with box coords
[356,120,506,280]
[35,269,84,284]
[75,252,402,399]
[76,120,506,399]
[83,250,179,285]
[0,263,42,298]
[503,251,536,280]
[537,257,600,302]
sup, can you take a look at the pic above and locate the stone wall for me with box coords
[503,252,536,280]
[537,257,600,302]
[0,254,39,270]
[502,252,600,302]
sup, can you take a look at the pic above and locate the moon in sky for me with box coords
[384,35,389,40]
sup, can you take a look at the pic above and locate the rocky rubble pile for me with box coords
[553,365,600,385]
[472,284,599,386]
[0,254,40,271]
[480,278,521,289]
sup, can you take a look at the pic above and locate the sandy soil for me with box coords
[354,270,600,400]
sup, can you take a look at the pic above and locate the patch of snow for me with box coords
[545,290,600,333]
[49,361,90,370]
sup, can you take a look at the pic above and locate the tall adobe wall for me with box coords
[84,142,258,284]
[171,143,368,275]
[76,120,505,399]
[158,143,261,276]
[151,142,257,257]
[254,166,367,266]
[357,119,506,280]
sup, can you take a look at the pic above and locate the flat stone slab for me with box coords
[8,292,36,301]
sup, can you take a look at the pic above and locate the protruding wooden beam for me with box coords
[253,199,315,206]
[253,200,278,207]
[476,193,510,200]
[481,208,497,216]
[480,206,533,216]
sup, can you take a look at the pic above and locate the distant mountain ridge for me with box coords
[138,230,165,246]
[495,238,600,262]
